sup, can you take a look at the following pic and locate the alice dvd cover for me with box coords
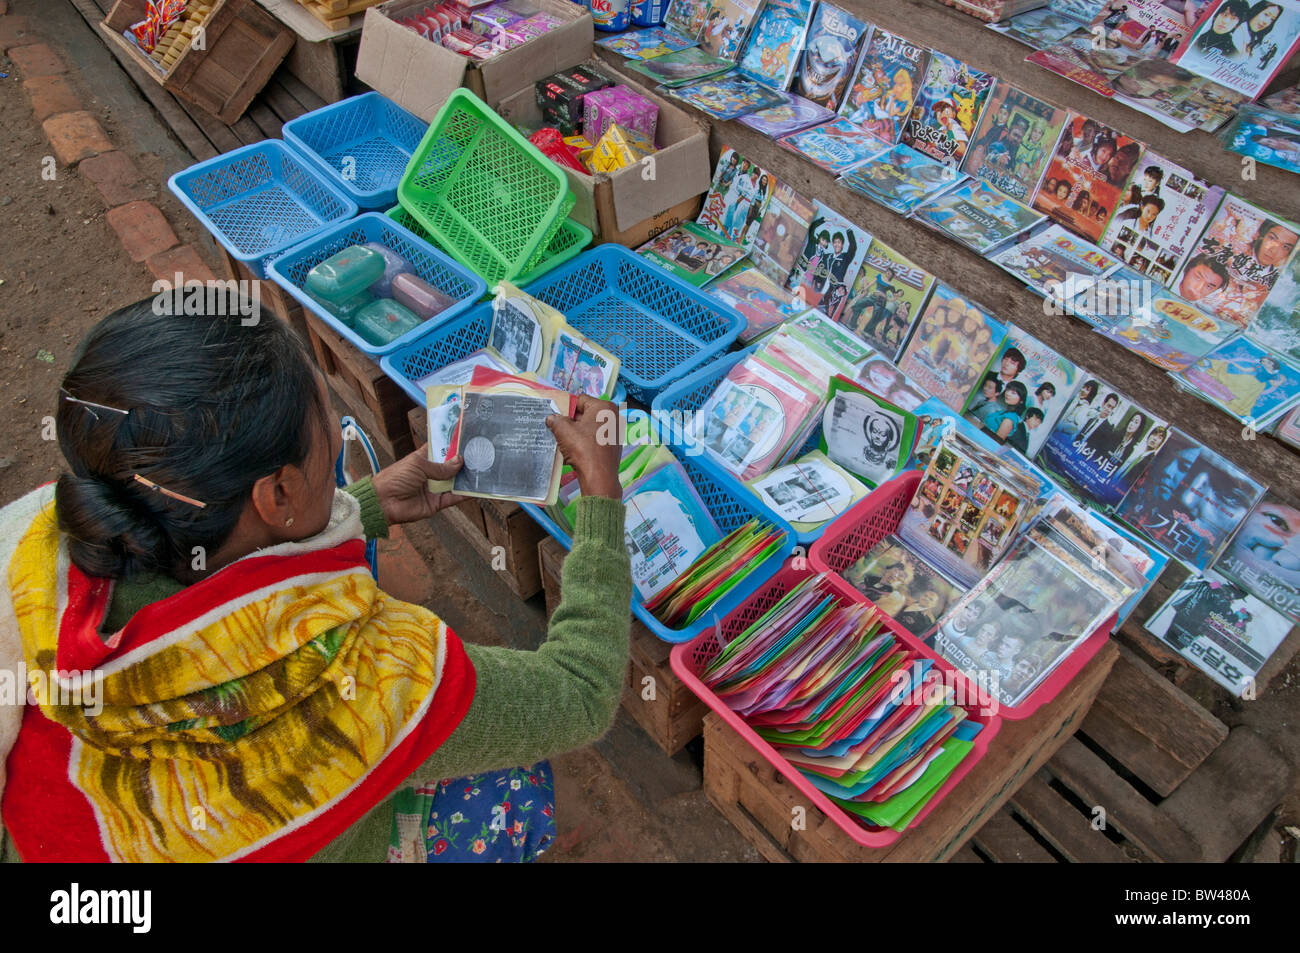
[961,82,1068,203]
[737,0,814,90]
[777,117,890,174]
[1037,375,1170,509]
[739,91,836,137]
[898,282,1009,413]
[1031,111,1145,242]
[1114,427,1265,572]
[795,2,871,110]
[900,50,995,167]
[697,147,776,248]
[913,178,1046,254]
[1099,149,1223,283]
[1172,334,1300,427]
[666,73,787,118]
[837,27,927,143]
[838,238,935,362]
[838,143,962,214]
[1171,193,1299,328]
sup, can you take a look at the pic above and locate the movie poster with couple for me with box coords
[961,328,1082,458]
[1171,194,1300,327]
[1038,375,1170,509]
[697,147,776,249]
[1171,0,1300,98]
[837,238,934,361]
[1033,112,1146,241]
[1098,149,1223,283]
[783,200,870,322]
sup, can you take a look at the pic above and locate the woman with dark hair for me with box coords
[1194,0,1250,55]
[1241,1,1284,55]
[0,302,632,862]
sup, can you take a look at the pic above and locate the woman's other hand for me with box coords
[546,396,622,501]
[372,447,465,525]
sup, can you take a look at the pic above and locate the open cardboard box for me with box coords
[356,0,593,119]
[496,68,711,246]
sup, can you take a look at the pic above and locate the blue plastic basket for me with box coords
[283,93,427,211]
[384,204,592,288]
[379,299,627,406]
[168,140,358,278]
[522,435,797,644]
[652,347,829,546]
[518,245,744,404]
[267,212,486,357]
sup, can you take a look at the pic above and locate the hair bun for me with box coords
[55,472,169,578]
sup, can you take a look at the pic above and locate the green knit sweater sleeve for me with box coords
[309,495,631,862]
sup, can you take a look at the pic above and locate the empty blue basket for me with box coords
[522,434,796,644]
[653,347,828,546]
[518,245,744,404]
[168,140,358,278]
[283,93,428,210]
[267,212,486,357]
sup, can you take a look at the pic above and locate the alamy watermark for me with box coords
[1,665,103,715]
[151,273,261,325]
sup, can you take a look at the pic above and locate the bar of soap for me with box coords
[392,272,456,321]
[354,298,421,346]
[362,242,415,298]
[306,245,386,303]
[307,287,373,327]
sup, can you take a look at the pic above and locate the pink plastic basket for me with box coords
[669,562,1001,848]
[809,471,1115,721]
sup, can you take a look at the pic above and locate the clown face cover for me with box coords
[795,3,871,111]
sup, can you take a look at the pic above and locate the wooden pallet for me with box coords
[963,643,1294,862]
[296,0,384,30]
[539,536,708,756]
[700,639,1118,863]
[302,310,416,461]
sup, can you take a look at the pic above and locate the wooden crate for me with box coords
[302,309,415,461]
[539,536,708,756]
[965,643,1294,863]
[100,0,294,123]
[700,640,1119,862]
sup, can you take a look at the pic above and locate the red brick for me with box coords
[8,42,65,78]
[106,201,179,263]
[42,111,113,166]
[79,150,152,207]
[146,244,216,285]
[23,74,80,123]
[0,15,35,53]
[376,525,435,605]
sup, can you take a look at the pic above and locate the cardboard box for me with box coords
[356,0,594,120]
[496,69,711,243]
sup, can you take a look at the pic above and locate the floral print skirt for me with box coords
[387,761,556,863]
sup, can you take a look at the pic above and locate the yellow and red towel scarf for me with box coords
[0,489,475,862]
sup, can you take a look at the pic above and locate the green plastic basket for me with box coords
[385,205,592,287]
[398,88,574,286]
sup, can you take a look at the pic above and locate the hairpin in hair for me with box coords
[132,474,207,509]
[61,389,130,421]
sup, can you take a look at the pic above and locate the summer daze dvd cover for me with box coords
[1032,112,1145,242]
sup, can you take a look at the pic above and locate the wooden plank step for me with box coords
[1081,643,1228,797]
[949,844,987,863]
[260,78,312,124]
[1009,772,1136,863]
[970,807,1058,863]
[1160,727,1294,863]
[277,70,328,112]
[1048,737,1202,862]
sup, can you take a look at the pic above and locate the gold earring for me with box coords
[285,517,295,527]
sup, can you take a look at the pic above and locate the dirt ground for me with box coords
[0,0,1294,863]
